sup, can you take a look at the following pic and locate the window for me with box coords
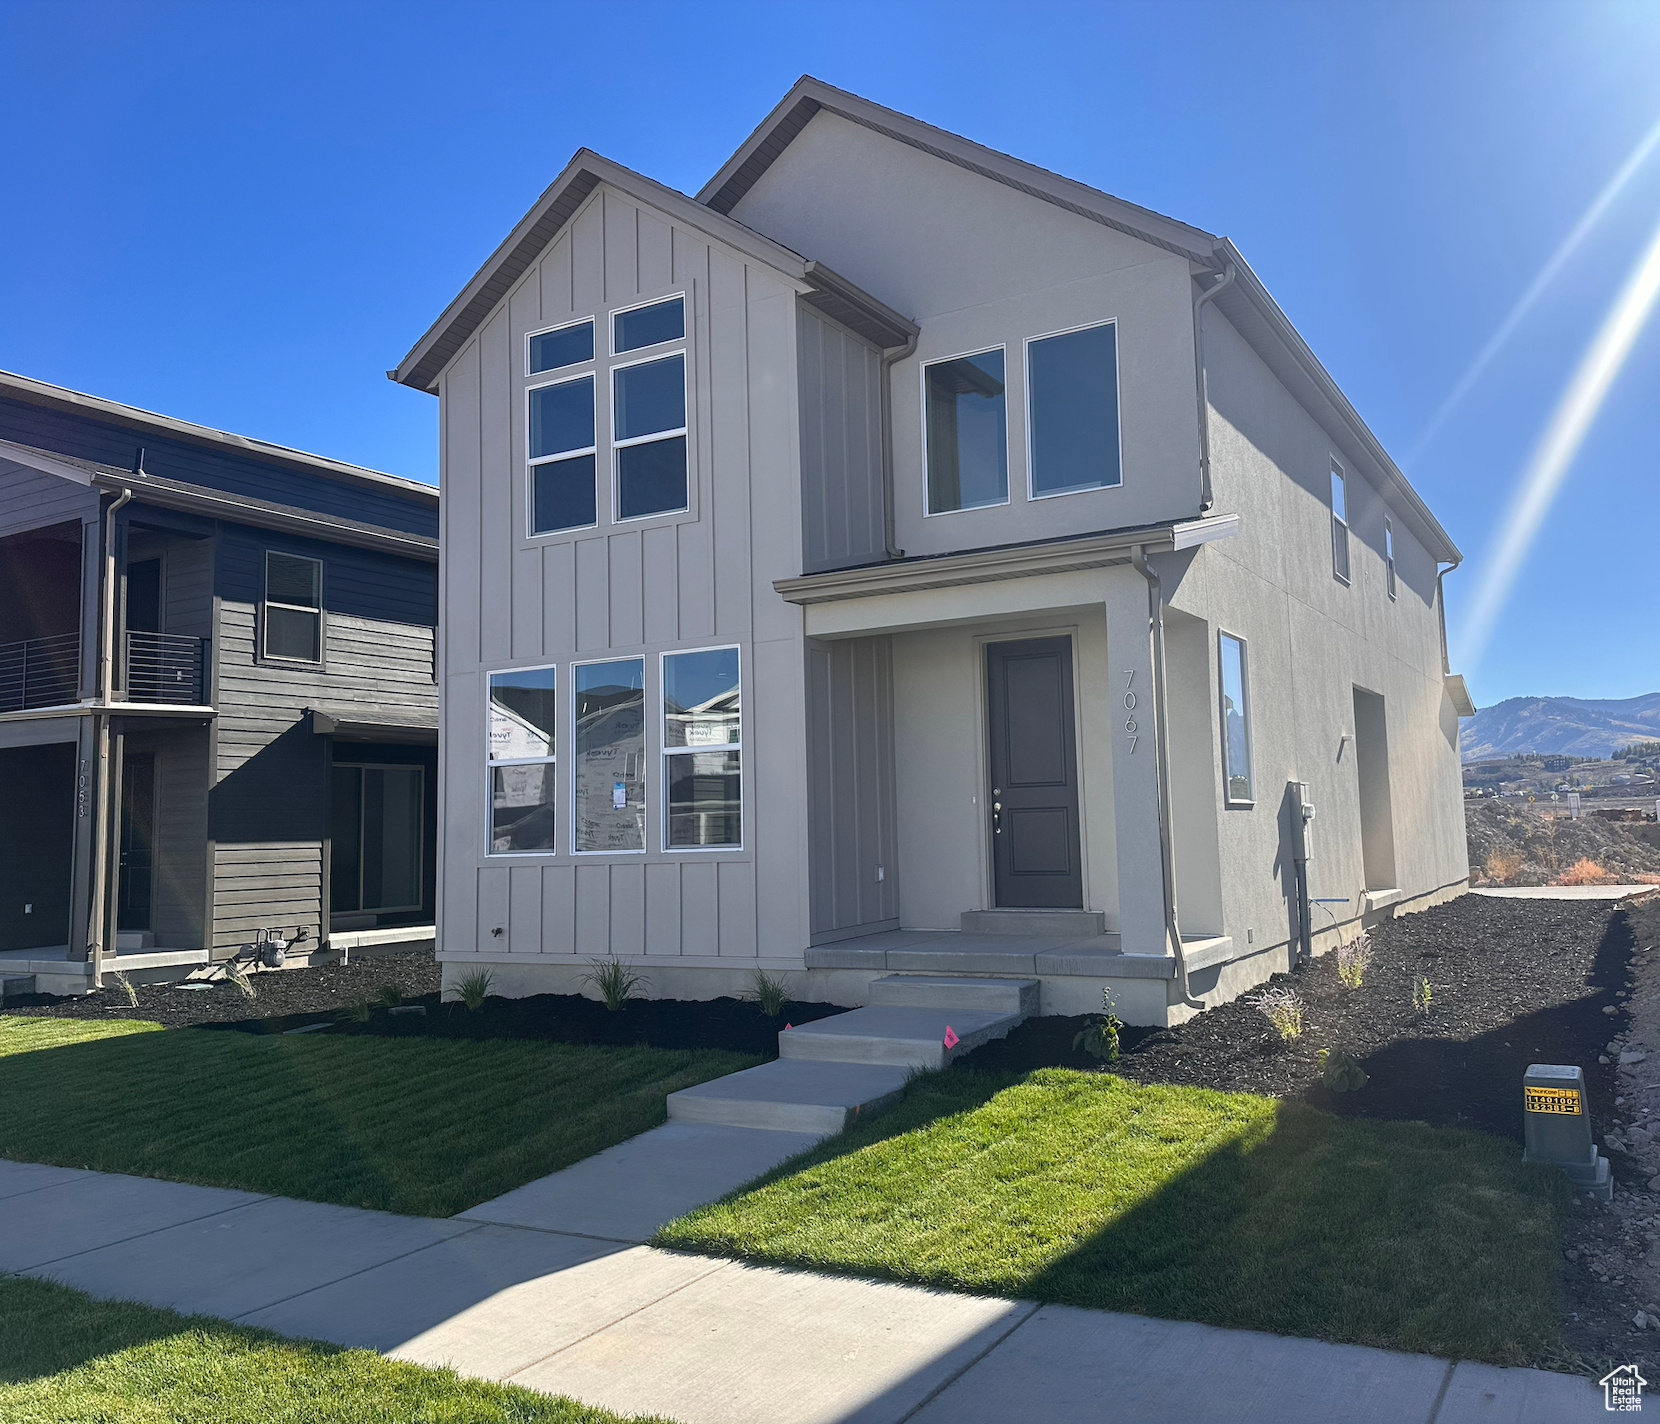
[663,646,740,848]
[332,764,424,914]
[613,354,687,520]
[614,296,684,354]
[529,374,597,534]
[1027,321,1121,497]
[487,666,557,854]
[529,318,594,375]
[924,348,1008,514]
[1384,516,1397,600]
[574,658,645,852]
[263,552,322,662]
[1330,460,1350,584]
[1218,632,1253,805]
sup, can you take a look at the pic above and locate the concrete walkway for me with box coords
[1471,885,1658,900]
[0,1152,1609,1423]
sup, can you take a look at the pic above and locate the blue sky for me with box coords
[2,0,1657,707]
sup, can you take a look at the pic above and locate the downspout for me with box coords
[1130,544,1205,1010]
[87,481,134,988]
[878,331,917,560]
[1434,556,1462,674]
[1192,262,1236,514]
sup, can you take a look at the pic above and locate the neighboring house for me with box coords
[0,371,439,996]
[393,78,1474,1024]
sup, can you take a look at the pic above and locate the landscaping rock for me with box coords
[1625,1050,1651,1065]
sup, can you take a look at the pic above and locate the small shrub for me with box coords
[1073,988,1124,1064]
[580,956,646,1012]
[1637,873,1660,886]
[1317,1047,1369,1092]
[226,964,257,1000]
[450,967,495,1012]
[1335,933,1372,989]
[1558,858,1616,886]
[1483,850,1523,884]
[1412,976,1434,1016]
[109,970,138,1008]
[1255,985,1305,1041]
[377,984,404,1008]
[340,997,373,1023]
[743,968,792,1019]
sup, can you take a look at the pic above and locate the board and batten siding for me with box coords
[797,308,885,574]
[440,183,812,968]
[208,527,438,953]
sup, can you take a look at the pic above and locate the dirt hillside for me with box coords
[1467,800,1660,887]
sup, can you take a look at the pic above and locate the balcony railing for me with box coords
[0,632,81,712]
[126,631,209,705]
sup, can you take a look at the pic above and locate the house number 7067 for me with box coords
[1123,670,1138,754]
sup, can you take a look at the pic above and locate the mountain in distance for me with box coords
[1460,692,1660,762]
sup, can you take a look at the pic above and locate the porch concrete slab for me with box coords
[32,1194,475,1321]
[1034,943,1176,978]
[0,1159,92,1201]
[906,1302,1452,1424]
[778,1004,1020,1068]
[1435,1359,1603,1421]
[0,1169,267,1272]
[458,1121,823,1242]
[803,942,890,970]
[509,1256,1037,1424]
[667,1058,910,1134]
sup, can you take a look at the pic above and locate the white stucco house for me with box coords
[392,78,1474,1025]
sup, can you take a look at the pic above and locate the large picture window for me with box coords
[924,348,1008,515]
[614,354,687,520]
[263,551,322,663]
[332,764,424,914]
[1027,321,1121,497]
[1218,632,1254,805]
[487,666,557,854]
[529,374,597,535]
[663,646,740,848]
[574,658,645,852]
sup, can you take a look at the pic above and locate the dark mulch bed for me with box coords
[3,952,843,1057]
[958,894,1633,1148]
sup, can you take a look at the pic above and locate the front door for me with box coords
[117,752,155,932]
[986,637,1083,908]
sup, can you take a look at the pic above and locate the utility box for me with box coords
[1522,1064,1611,1200]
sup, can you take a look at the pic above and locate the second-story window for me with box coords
[529,373,597,535]
[1026,321,1121,497]
[925,348,1008,515]
[1384,516,1397,600]
[263,551,322,663]
[614,352,688,520]
[1330,459,1350,584]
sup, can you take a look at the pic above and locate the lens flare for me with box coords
[1455,211,1660,673]
[1408,112,1660,464]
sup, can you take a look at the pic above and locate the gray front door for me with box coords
[986,637,1083,909]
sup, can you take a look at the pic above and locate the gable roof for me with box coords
[390,150,916,396]
[698,77,1460,565]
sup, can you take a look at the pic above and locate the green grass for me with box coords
[0,1274,669,1423]
[657,1068,1569,1365]
[0,1016,757,1217]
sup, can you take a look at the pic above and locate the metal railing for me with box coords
[125,631,208,705]
[0,632,81,712]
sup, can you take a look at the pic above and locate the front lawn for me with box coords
[0,1274,667,1423]
[0,1016,758,1216]
[657,1068,1569,1365]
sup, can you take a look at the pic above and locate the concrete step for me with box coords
[667,1059,911,1135]
[114,931,154,951]
[960,909,1107,937]
[778,1005,1021,1070]
[867,974,1039,1015]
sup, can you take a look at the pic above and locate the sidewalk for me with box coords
[0,1146,1607,1424]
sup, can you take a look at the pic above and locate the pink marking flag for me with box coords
[784,1023,792,1031]
[943,1025,960,1050]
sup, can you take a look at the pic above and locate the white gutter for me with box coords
[878,330,918,560]
[86,483,134,987]
[1192,263,1236,513]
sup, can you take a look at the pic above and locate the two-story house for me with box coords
[0,371,438,996]
[394,78,1473,1025]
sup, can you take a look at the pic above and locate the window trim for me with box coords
[261,550,324,665]
[609,291,688,358]
[611,350,690,524]
[524,316,596,377]
[332,761,426,915]
[1329,458,1351,586]
[570,653,648,857]
[485,663,559,859]
[920,343,1012,519]
[1384,515,1397,601]
[1023,317,1125,502]
[525,371,600,538]
[1217,628,1255,808]
[660,643,743,853]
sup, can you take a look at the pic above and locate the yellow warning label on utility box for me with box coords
[1525,1086,1583,1115]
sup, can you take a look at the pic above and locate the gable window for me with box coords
[1330,460,1350,584]
[529,374,597,534]
[1384,516,1397,600]
[263,552,322,662]
[1027,321,1121,497]
[487,666,557,854]
[1218,631,1254,805]
[614,296,684,354]
[529,318,594,375]
[925,348,1008,515]
[574,658,645,852]
[613,354,687,520]
[663,646,741,848]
